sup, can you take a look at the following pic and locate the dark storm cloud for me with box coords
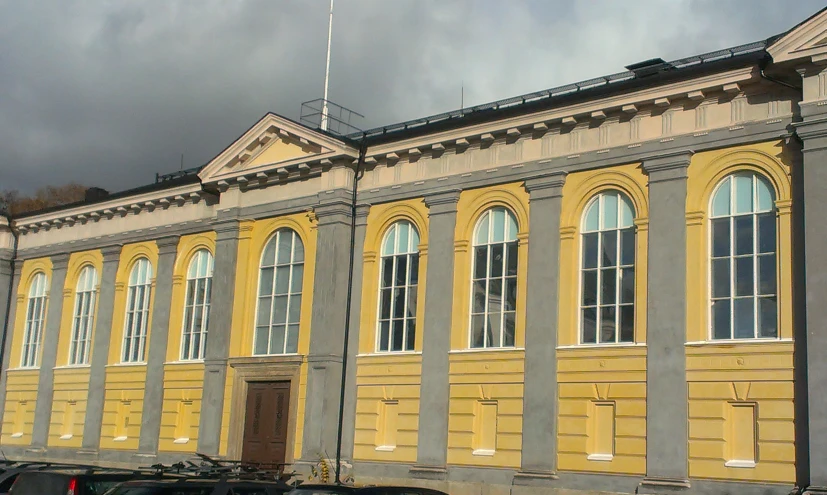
[0,0,823,193]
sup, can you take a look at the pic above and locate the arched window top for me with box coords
[187,250,214,279]
[28,272,48,297]
[76,266,97,293]
[474,207,518,245]
[711,172,775,218]
[261,228,304,268]
[381,220,420,256]
[129,258,152,286]
[582,190,635,233]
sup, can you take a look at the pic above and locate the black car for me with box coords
[9,467,156,495]
[104,477,294,495]
[285,484,448,495]
[0,462,61,495]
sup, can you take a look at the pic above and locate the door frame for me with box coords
[227,355,303,463]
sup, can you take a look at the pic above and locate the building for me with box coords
[4,7,827,495]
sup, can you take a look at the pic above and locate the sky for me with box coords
[0,0,824,194]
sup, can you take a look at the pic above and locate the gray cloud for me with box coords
[0,0,823,193]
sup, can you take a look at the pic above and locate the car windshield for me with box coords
[106,487,214,495]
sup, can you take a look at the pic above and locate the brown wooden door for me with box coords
[241,381,291,467]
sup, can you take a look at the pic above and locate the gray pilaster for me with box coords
[30,253,70,449]
[411,189,461,479]
[302,192,352,460]
[197,220,241,455]
[638,151,692,493]
[137,236,179,455]
[341,204,370,463]
[81,245,122,452]
[515,172,567,483]
[0,260,23,428]
[794,65,827,494]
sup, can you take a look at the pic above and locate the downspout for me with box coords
[335,134,368,484]
[0,209,19,401]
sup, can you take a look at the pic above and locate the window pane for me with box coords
[503,312,515,347]
[288,294,302,323]
[271,296,288,325]
[492,209,506,243]
[475,213,489,245]
[758,297,778,338]
[405,318,416,351]
[409,255,420,285]
[601,268,616,305]
[286,324,299,353]
[397,223,409,254]
[277,232,293,264]
[269,325,286,355]
[735,257,754,297]
[582,308,597,344]
[380,289,392,319]
[395,256,407,286]
[712,299,731,340]
[619,305,634,342]
[734,216,754,255]
[619,196,634,228]
[392,320,404,352]
[712,178,731,217]
[758,254,776,295]
[378,321,390,351]
[599,306,616,343]
[471,315,485,348]
[472,280,486,313]
[505,243,518,276]
[393,288,405,318]
[601,231,617,267]
[758,214,776,254]
[275,266,290,294]
[474,247,488,279]
[506,211,518,241]
[620,229,635,266]
[255,326,269,355]
[490,244,504,278]
[257,296,272,327]
[584,202,599,232]
[734,298,755,339]
[487,313,502,348]
[293,237,304,263]
[711,218,730,258]
[620,268,635,304]
[582,233,598,269]
[382,226,395,256]
[290,264,303,293]
[582,270,597,306]
[712,258,731,298]
[259,268,274,296]
[756,176,774,211]
[262,238,277,266]
[382,257,394,287]
[603,194,618,229]
[488,279,502,314]
[406,289,417,318]
[734,175,753,214]
[505,278,517,311]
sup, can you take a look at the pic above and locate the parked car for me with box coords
[285,484,448,495]
[0,462,59,495]
[9,467,156,495]
[103,476,294,495]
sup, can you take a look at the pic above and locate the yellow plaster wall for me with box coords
[159,362,204,452]
[685,141,795,483]
[100,365,146,450]
[47,367,91,448]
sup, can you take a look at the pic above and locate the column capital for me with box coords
[424,189,461,215]
[155,235,180,256]
[314,200,352,226]
[50,253,71,271]
[795,116,827,149]
[642,150,693,182]
[524,171,567,200]
[355,204,371,227]
[211,220,242,242]
[100,245,123,262]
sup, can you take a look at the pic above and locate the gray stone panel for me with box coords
[0,248,13,376]
[518,172,566,477]
[641,150,692,485]
[30,253,70,448]
[137,236,179,454]
[0,261,23,428]
[411,190,460,475]
[197,221,241,455]
[81,245,122,451]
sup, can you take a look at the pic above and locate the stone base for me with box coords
[409,465,447,481]
[512,470,560,486]
[803,486,827,495]
[637,477,691,494]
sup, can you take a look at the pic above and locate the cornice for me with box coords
[641,150,695,175]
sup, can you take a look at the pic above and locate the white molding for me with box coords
[557,343,647,350]
[472,449,495,457]
[587,453,613,461]
[685,338,792,346]
[725,460,756,468]
[374,446,396,452]
[449,347,525,354]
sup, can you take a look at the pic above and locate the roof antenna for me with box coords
[321,0,334,131]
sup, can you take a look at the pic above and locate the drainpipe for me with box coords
[334,134,367,484]
[0,208,19,404]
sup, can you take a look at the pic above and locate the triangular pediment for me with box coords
[199,112,357,185]
[768,7,827,64]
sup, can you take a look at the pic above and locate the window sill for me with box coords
[8,367,39,372]
[558,343,645,350]
[358,351,422,358]
[10,433,23,439]
[173,437,190,444]
[375,446,396,452]
[472,449,495,457]
[725,460,756,468]
[587,454,613,462]
[451,347,524,354]
[113,436,128,442]
[107,362,147,367]
[59,434,73,440]
[54,364,91,370]
[686,338,792,347]
[164,360,204,366]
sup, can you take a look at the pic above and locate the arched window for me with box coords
[377,221,420,352]
[180,250,214,361]
[255,229,304,355]
[710,172,777,340]
[470,207,518,348]
[580,191,636,344]
[69,266,97,365]
[122,258,152,363]
[21,272,48,368]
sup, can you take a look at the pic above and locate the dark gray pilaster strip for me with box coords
[302,193,353,460]
[0,261,23,429]
[197,220,241,455]
[29,253,70,448]
[137,236,179,454]
[411,189,461,479]
[515,172,567,482]
[341,204,370,463]
[638,150,692,492]
[81,245,122,451]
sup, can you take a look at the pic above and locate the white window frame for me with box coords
[20,272,48,368]
[253,229,304,356]
[578,191,636,345]
[121,258,153,363]
[375,220,420,353]
[468,206,519,349]
[708,172,778,341]
[68,265,97,365]
[180,249,214,361]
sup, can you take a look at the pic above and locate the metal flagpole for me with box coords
[321,0,334,131]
